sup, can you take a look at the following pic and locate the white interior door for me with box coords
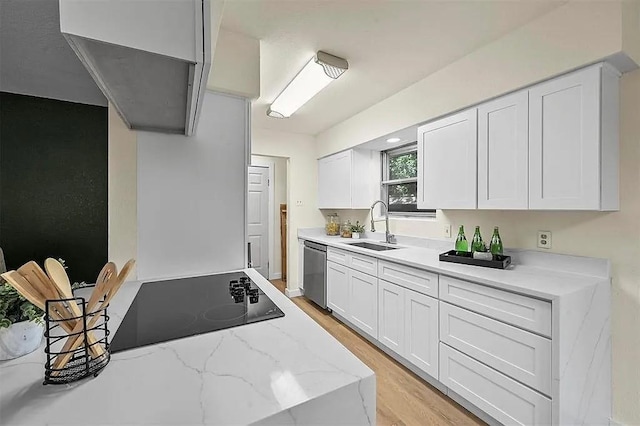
[248,166,269,278]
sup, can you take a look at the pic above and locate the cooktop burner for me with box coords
[109,272,284,353]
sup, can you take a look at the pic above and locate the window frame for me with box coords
[381,142,436,218]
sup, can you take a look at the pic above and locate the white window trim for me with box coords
[381,143,436,218]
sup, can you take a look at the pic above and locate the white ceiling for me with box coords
[221,0,564,136]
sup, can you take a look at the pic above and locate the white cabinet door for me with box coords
[529,65,601,210]
[378,279,404,354]
[418,109,477,209]
[318,150,352,209]
[348,270,378,339]
[327,261,349,317]
[440,302,551,395]
[440,344,552,426]
[404,289,439,378]
[478,90,529,209]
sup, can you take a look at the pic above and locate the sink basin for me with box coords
[348,242,400,251]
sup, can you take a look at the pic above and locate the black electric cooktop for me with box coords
[109,272,284,353]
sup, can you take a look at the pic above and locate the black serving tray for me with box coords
[439,250,512,270]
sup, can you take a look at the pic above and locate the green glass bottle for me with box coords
[490,226,504,255]
[454,225,468,255]
[471,226,484,253]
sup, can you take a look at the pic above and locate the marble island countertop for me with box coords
[299,228,611,300]
[0,268,375,426]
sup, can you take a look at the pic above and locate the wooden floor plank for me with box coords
[268,279,484,426]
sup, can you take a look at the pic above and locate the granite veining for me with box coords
[0,268,375,425]
[298,228,610,300]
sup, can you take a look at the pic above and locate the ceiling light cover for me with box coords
[386,137,402,143]
[267,51,348,119]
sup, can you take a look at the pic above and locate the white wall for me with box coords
[313,3,640,423]
[316,1,628,157]
[251,128,325,290]
[208,29,260,99]
[108,105,138,278]
[136,92,248,280]
[251,155,287,279]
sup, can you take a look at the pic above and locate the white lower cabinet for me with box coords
[440,302,552,396]
[349,270,378,339]
[378,279,404,354]
[378,279,439,378]
[328,260,378,339]
[327,261,348,317]
[440,344,552,426]
[324,247,560,424]
[404,290,439,378]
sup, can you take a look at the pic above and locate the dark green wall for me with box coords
[0,92,108,284]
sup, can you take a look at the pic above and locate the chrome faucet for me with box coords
[370,200,396,244]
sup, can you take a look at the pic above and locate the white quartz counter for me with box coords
[0,268,375,425]
[299,229,610,300]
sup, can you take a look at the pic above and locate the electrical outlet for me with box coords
[296,200,303,206]
[444,224,451,238]
[538,231,552,249]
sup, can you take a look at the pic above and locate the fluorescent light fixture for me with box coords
[267,51,348,119]
[386,137,402,143]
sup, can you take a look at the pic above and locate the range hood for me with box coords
[59,0,219,136]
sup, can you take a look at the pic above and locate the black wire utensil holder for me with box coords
[43,293,111,385]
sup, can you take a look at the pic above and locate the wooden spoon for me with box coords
[44,258,103,358]
[52,262,117,371]
[1,271,79,334]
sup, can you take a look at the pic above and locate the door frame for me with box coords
[249,162,275,279]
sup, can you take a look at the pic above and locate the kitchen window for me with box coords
[381,143,435,216]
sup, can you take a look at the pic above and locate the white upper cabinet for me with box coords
[318,149,377,209]
[478,91,529,209]
[417,109,478,209]
[529,64,619,210]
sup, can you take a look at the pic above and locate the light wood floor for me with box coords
[270,280,484,426]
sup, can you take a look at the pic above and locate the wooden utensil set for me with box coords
[0,258,135,374]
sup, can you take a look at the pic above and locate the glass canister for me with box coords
[340,221,353,238]
[325,213,340,236]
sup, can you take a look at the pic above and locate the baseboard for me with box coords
[284,287,302,298]
[610,419,625,426]
[269,272,282,280]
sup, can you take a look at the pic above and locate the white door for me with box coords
[418,109,478,209]
[378,279,404,355]
[327,261,349,317]
[478,90,529,209]
[248,166,269,278]
[404,289,439,378]
[348,270,378,339]
[318,151,351,209]
[529,65,601,210]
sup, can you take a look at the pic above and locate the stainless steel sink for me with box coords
[348,242,400,251]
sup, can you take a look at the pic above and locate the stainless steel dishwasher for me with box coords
[303,241,327,309]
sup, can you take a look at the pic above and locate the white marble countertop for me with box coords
[299,229,610,300]
[0,268,375,425]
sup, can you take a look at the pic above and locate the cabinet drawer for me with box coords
[327,247,348,266]
[439,276,551,337]
[440,344,552,426]
[377,261,438,298]
[440,302,551,395]
[348,252,378,276]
